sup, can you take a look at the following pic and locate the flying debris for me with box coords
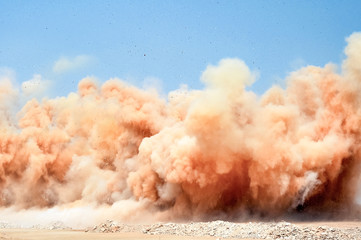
[1,33,361,226]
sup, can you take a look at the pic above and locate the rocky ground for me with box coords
[89,220,361,240]
[1,219,361,239]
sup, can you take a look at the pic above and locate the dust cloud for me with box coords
[1,33,361,226]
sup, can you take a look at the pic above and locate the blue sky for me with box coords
[1,1,361,98]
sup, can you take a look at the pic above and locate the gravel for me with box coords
[90,220,361,239]
[1,219,360,239]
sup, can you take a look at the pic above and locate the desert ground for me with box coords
[1,221,361,240]
[0,229,223,240]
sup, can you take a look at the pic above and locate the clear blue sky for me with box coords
[1,1,361,98]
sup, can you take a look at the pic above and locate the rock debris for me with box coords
[90,220,361,239]
[2,219,361,239]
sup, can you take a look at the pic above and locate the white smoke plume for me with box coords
[1,33,361,226]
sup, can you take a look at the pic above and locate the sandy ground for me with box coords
[1,222,360,240]
[0,229,233,240]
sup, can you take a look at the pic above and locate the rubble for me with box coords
[90,220,361,239]
[1,219,360,239]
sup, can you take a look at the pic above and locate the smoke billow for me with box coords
[1,33,361,226]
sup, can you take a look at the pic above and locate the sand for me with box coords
[0,229,229,240]
[1,221,361,240]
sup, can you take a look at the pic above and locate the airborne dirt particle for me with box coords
[1,33,361,226]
